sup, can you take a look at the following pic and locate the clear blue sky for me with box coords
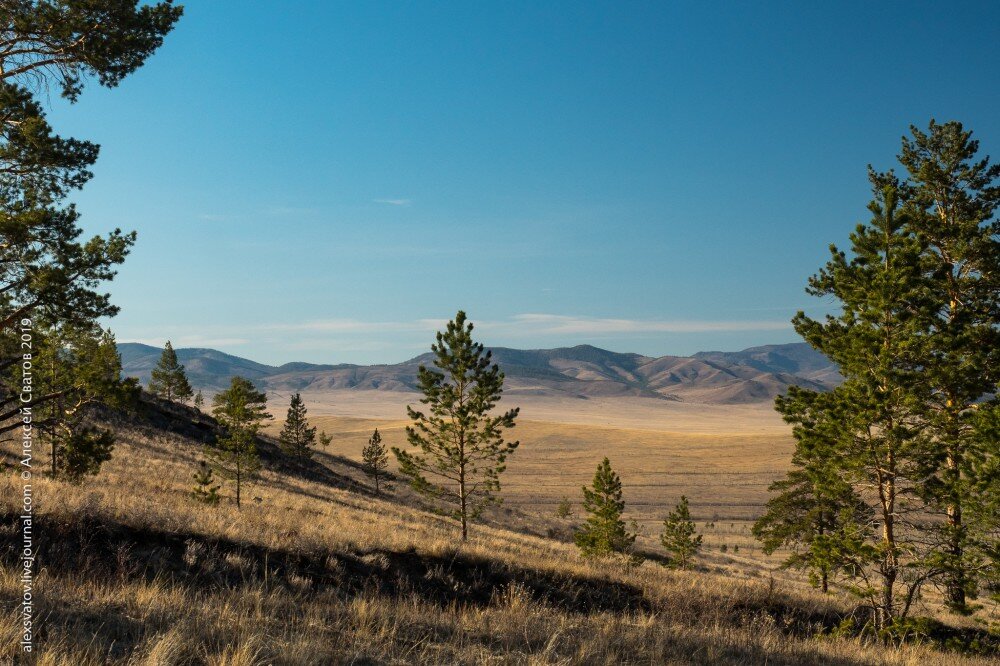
[51,1,1000,364]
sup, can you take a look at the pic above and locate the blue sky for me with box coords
[50,1,1000,364]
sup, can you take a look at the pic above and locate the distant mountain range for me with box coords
[118,342,841,405]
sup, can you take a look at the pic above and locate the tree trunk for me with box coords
[459,460,468,541]
[880,495,898,630]
[945,448,965,610]
[235,462,242,509]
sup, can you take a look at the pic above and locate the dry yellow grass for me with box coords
[0,396,995,664]
[267,392,796,564]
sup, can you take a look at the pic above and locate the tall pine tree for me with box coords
[392,311,519,541]
[278,392,316,458]
[897,120,1000,612]
[148,341,193,403]
[0,2,181,438]
[777,171,933,628]
[209,376,271,509]
[575,457,636,557]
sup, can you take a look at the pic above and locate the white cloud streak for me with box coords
[257,314,789,337]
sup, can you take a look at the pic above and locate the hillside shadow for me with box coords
[0,511,648,616]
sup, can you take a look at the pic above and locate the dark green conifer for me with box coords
[279,393,316,458]
[0,2,181,438]
[660,496,702,570]
[208,377,271,509]
[898,120,1000,612]
[149,341,193,403]
[191,461,221,505]
[362,428,389,494]
[775,170,932,629]
[754,390,872,592]
[393,311,519,541]
[574,457,636,557]
[59,427,115,484]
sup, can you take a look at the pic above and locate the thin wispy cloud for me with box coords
[120,335,250,348]
[255,314,788,338]
[264,205,319,216]
[491,314,791,336]
[260,318,446,333]
[372,198,411,206]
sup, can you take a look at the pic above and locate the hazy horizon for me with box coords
[117,318,803,366]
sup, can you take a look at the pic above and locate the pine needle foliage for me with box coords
[362,428,389,494]
[191,461,221,505]
[59,427,115,484]
[660,496,702,570]
[279,392,316,458]
[575,457,636,558]
[393,311,519,541]
[897,120,1000,613]
[754,389,873,593]
[208,377,271,509]
[148,341,193,403]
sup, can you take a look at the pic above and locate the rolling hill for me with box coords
[119,342,840,404]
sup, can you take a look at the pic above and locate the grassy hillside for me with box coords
[1,399,995,665]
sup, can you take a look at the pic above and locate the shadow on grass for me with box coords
[1,511,648,616]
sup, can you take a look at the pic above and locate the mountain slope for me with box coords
[118,342,840,404]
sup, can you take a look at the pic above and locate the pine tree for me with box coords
[278,393,316,458]
[208,376,271,509]
[149,341,193,403]
[574,458,636,557]
[0,2,181,438]
[660,496,702,570]
[194,390,204,410]
[191,461,221,505]
[362,428,389,494]
[34,326,134,478]
[897,121,1000,612]
[392,311,519,541]
[780,170,935,629]
[59,427,115,484]
[967,404,1000,592]
[753,388,873,592]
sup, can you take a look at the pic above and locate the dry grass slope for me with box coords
[0,398,996,665]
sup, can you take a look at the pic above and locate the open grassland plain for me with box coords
[0,396,995,665]
[267,391,796,566]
